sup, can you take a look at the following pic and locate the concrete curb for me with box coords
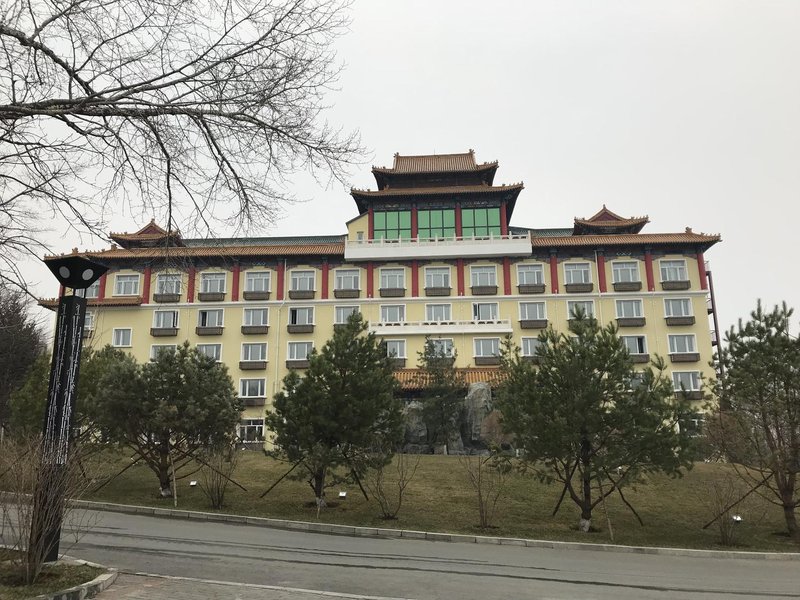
[34,558,118,600]
[71,498,800,561]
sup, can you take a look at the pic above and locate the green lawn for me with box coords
[82,452,800,553]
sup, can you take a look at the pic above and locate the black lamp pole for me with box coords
[33,255,107,563]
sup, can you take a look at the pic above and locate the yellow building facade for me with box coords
[42,151,721,441]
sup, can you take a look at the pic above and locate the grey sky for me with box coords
[34,0,800,333]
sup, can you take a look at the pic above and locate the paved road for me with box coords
[52,511,800,599]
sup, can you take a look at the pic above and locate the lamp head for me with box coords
[43,255,108,290]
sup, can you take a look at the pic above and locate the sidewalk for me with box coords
[95,573,413,600]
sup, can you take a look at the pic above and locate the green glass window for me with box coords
[374,210,412,240]
[418,209,456,239]
[461,207,501,238]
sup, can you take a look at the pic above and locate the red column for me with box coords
[276,262,285,300]
[141,266,151,304]
[98,273,107,300]
[597,253,607,293]
[187,266,195,303]
[697,252,708,290]
[58,285,65,298]
[366,262,374,298]
[502,258,511,295]
[456,259,465,296]
[411,207,418,239]
[549,253,559,294]
[455,203,462,237]
[644,250,655,292]
[500,202,508,236]
[231,263,240,301]
[368,207,374,239]
[321,262,329,299]
[411,261,419,297]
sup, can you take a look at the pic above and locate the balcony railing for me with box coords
[344,233,532,260]
[369,319,513,335]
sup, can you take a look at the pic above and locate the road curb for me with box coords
[71,498,800,561]
[34,558,118,600]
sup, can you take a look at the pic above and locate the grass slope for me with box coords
[0,550,103,600]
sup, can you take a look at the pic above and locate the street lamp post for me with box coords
[32,254,108,563]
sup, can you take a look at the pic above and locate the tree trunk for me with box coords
[157,447,172,497]
[782,500,798,540]
[579,431,592,533]
[313,465,327,508]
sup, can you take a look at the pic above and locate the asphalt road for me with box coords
[22,511,800,599]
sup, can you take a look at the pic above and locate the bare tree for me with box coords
[0,0,362,291]
[197,441,239,510]
[363,445,419,520]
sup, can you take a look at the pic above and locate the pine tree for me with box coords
[416,338,466,454]
[266,313,403,507]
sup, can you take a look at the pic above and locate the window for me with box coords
[612,261,640,283]
[197,344,221,361]
[521,337,542,357]
[564,263,591,285]
[334,305,360,324]
[114,274,139,296]
[616,299,643,318]
[112,328,131,347]
[200,272,226,293]
[85,280,100,299]
[238,419,264,442]
[290,270,315,291]
[289,307,314,325]
[288,341,313,361]
[386,340,406,358]
[198,309,223,327]
[672,371,701,392]
[567,300,595,318]
[374,210,412,240]
[84,311,95,330]
[417,209,456,239]
[660,259,687,282]
[380,268,405,290]
[425,267,450,289]
[474,338,500,357]
[242,343,267,361]
[680,413,704,437]
[473,302,498,321]
[245,271,271,292]
[517,264,544,285]
[425,304,451,322]
[150,345,177,360]
[431,338,454,356]
[665,298,693,317]
[471,265,497,287]
[519,302,546,320]
[461,207,501,238]
[621,335,647,355]
[335,269,360,290]
[380,305,405,323]
[240,378,266,398]
[156,273,181,295]
[153,310,178,328]
[243,308,268,326]
[669,334,697,354]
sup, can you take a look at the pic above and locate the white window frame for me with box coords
[85,280,101,299]
[84,311,95,330]
[196,343,222,362]
[152,309,179,329]
[241,342,268,362]
[288,341,313,361]
[380,268,405,290]
[334,305,360,324]
[474,337,500,358]
[240,378,266,398]
[380,304,406,323]
[567,300,595,318]
[664,298,693,318]
[385,339,407,359]
[425,303,452,322]
[198,308,224,327]
[564,262,591,285]
[430,338,454,357]
[334,269,360,291]
[611,261,640,283]
[290,270,316,292]
[112,328,132,347]
[472,302,499,321]
[156,273,182,295]
[616,299,643,318]
[243,307,269,326]
[672,371,701,392]
[238,418,265,442]
[200,272,226,293]
[521,337,542,357]
[244,270,271,293]
[149,344,177,360]
[114,274,140,296]
[668,334,697,354]
[660,259,688,282]
[519,301,546,320]
[289,306,314,325]
[425,266,451,289]
[470,265,497,287]
[620,335,647,355]
[517,263,544,285]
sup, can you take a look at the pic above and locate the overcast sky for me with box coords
[34,0,800,334]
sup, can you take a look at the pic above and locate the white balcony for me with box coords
[369,319,513,336]
[344,233,532,261]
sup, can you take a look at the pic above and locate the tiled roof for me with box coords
[531,232,721,248]
[394,367,504,390]
[351,184,523,198]
[373,151,497,174]
[38,296,144,309]
[45,242,345,261]
[185,235,345,247]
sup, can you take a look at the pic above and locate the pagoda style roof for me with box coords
[371,150,499,190]
[110,219,185,248]
[351,183,524,214]
[39,296,144,310]
[394,367,503,390]
[532,229,721,250]
[573,206,649,235]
